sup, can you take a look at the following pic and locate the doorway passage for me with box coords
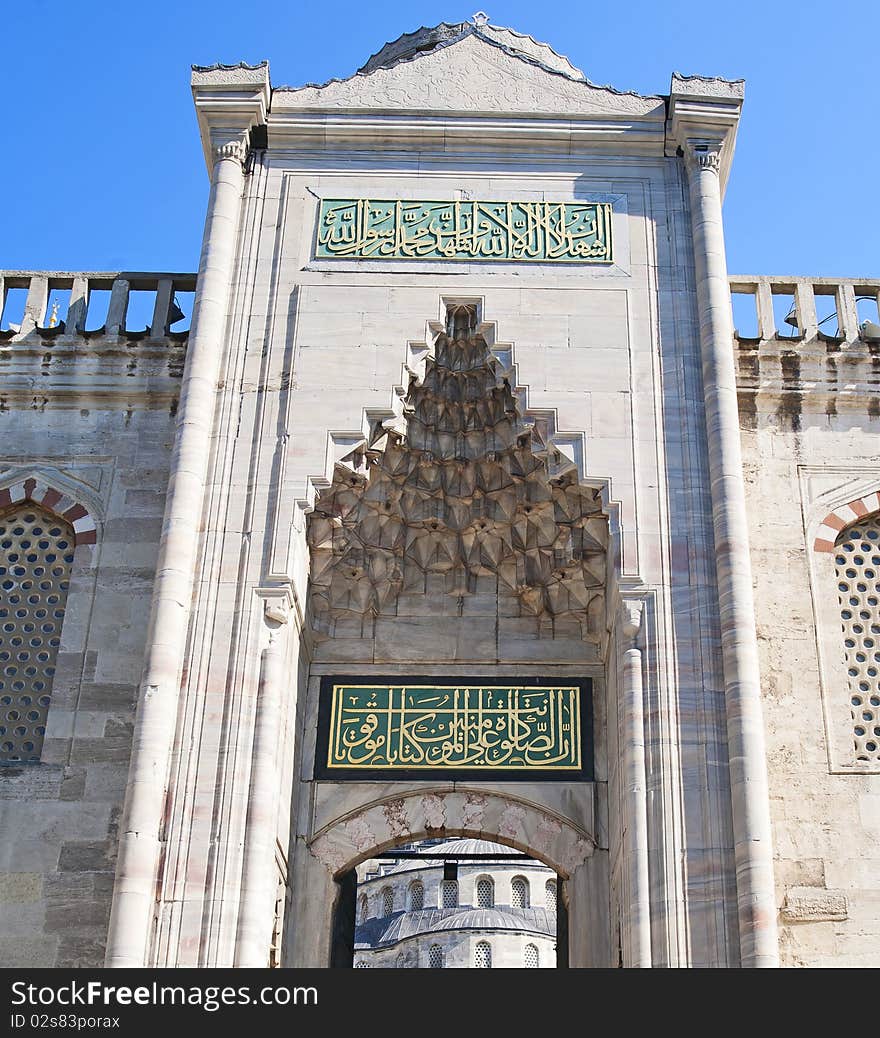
[332,838,567,968]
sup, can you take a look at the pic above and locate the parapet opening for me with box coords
[731,288,759,339]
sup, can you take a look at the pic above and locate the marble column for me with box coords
[105,136,248,968]
[235,598,290,967]
[620,599,651,967]
[684,138,778,967]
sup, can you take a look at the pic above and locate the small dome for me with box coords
[355,905,555,947]
[380,837,550,875]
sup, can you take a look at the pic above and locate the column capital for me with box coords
[682,138,724,176]
[618,597,644,646]
[212,135,249,167]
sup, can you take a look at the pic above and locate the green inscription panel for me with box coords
[316,199,613,263]
[325,683,582,771]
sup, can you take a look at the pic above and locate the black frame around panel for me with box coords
[314,674,593,782]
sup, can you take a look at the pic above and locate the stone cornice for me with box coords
[665,71,744,196]
[191,62,271,175]
[265,109,667,158]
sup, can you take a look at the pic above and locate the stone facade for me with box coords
[0,18,878,969]
[0,273,192,966]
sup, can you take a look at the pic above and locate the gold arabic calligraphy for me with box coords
[316,199,613,263]
[327,684,581,770]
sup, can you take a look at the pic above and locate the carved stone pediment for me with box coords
[273,32,663,118]
[307,306,608,641]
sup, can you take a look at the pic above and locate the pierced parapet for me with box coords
[307,305,608,639]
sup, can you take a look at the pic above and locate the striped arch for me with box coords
[0,476,97,546]
[814,491,880,552]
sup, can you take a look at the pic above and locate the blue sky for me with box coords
[2,0,877,279]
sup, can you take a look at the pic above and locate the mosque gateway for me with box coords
[1,15,879,969]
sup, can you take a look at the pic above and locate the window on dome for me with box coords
[524,943,539,968]
[511,876,529,909]
[358,894,368,924]
[382,887,394,917]
[441,879,458,909]
[0,504,75,762]
[408,879,424,911]
[474,940,492,968]
[476,877,494,908]
[429,944,444,968]
[546,878,557,913]
[355,960,370,968]
[395,953,405,968]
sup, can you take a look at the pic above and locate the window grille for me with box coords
[429,944,444,968]
[474,940,492,968]
[382,887,394,916]
[476,878,493,908]
[524,943,539,968]
[511,877,529,909]
[835,520,880,761]
[0,504,74,762]
[409,880,424,912]
[546,879,557,913]
[441,879,458,908]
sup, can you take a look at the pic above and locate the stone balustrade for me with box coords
[729,276,880,426]
[0,270,197,341]
[729,275,880,344]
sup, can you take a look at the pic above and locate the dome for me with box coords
[355,906,555,948]
[429,908,553,934]
[381,837,549,875]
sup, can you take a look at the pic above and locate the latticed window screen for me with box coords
[476,878,493,908]
[835,520,880,762]
[359,895,368,924]
[355,961,370,968]
[511,877,529,909]
[395,953,405,968]
[546,879,557,913]
[524,943,539,968]
[441,879,458,908]
[408,880,424,911]
[0,504,74,763]
[474,941,492,968]
[429,944,444,968]
[382,887,394,916]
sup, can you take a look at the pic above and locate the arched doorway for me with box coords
[287,787,607,968]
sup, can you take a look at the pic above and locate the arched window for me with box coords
[545,878,557,913]
[358,894,368,924]
[475,877,494,908]
[395,952,405,968]
[429,944,444,968]
[835,520,880,761]
[441,879,458,908]
[511,876,529,909]
[0,504,74,762]
[382,886,394,917]
[524,943,539,968]
[408,879,424,912]
[355,960,370,968]
[474,940,492,968]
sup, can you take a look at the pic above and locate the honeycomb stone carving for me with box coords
[307,306,607,638]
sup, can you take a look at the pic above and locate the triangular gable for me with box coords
[273,30,663,119]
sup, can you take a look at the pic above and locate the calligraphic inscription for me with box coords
[315,677,592,781]
[315,199,613,263]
